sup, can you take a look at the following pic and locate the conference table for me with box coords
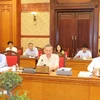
[20,56,38,68]
[0,69,100,100]
[12,71,100,100]
[20,57,92,71]
[1,58,98,100]
[66,58,92,71]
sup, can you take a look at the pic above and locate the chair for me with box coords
[3,51,20,66]
[0,47,5,53]
[55,52,65,68]
[15,46,23,55]
[63,48,69,58]
[36,47,43,57]
[59,53,65,68]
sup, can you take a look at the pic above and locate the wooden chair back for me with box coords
[54,52,65,68]
[3,51,20,66]
[15,46,23,55]
[0,47,5,53]
[36,46,43,57]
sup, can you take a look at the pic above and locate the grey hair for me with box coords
[44,44,53,49]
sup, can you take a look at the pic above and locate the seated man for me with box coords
[87,57,100,73]
[5,41,17,52]
[74,44,92,59]
[37,44,59,71]
[23,43,38,57]
[0,54,7,68]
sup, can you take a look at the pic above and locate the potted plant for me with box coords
[0,71,30,100]
[10,91,30,100]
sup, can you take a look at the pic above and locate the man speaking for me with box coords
[37,44,59,72]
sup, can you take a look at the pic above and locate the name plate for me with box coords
[36,66,49,74]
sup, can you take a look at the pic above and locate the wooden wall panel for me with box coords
[0,5,12,47]
[50,0,99,57]
[0,0,21,48]
[57,0,92,3]
[54,0,95,8]
[11,73,100,100]
[21,3,50,12]
[57,13,76,57]
[76,12,92,50]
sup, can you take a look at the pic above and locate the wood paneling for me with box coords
[57,0,92,3]
[20,57,37,68]
[0,5,12,47]
[66,59,92,72]
[21,35,50,38]
[21,3,50,12]
[0,0,21,48]
[50,0,99,57]
[76,12,92,50]
[55,0,94,9]
[57,13,75,56]
[56,12,92,57]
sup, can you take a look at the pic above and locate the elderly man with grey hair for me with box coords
[37,44,59,72]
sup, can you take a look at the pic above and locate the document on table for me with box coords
[0,67,12,72]
[78,71,93,78]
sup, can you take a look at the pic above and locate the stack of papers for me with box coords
[0,67,12,72]
[78,71,93,78]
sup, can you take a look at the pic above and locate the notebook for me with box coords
[78,71,93,78]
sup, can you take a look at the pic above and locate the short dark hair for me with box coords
[82,44,88,48]
[7,41,13,45]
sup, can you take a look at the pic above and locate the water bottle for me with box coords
[12,65,16,71]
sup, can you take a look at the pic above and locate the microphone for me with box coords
[40,59,46,66]
[44,64,46,66]
[40,59,44,66]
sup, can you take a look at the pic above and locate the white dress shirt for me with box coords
[37,54,59,68]
[87,57,100,72]
[75,50,92,59]
[23,47,38,57]
[0,54,7,68]
[5,47,17,52]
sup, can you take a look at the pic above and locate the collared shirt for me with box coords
[75,50,92,59]
[87,57,100,72]
[37,54,59,68]
[5,47,17,52]
[0,54,7,68]
[23,47,38,57]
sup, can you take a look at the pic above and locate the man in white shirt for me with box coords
[87,57,100,73]
[5,41,17,52]
[23,43,38,57]
[37,44,59,71]
[74,44,92,59]
[0,54,7,68]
